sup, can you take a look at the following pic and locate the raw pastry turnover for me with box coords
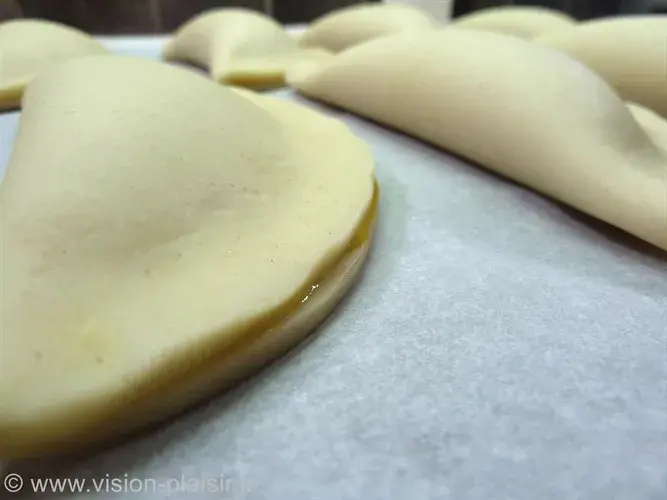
[450,6,576,39]
[536,16,667,119]
[298,3,439,53]
[289,29,667,251]
[163,8,331,88]
[0,55,377,458]
[0,19,109,110]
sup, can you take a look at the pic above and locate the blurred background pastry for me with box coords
[2,0,664,33]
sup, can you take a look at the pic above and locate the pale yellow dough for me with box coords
[627,103,667,158]
[289,30,667,252]
[0,19,109,110]
[535,16,667,119]
[298,3,439,53]
[451,6,576,39]
[0,55,376,458]
[162,8,331,87]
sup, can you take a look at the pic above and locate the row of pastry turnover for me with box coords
[168,3,667,254]
[146,2,665,252]
[3,4,665,110]
[284,5,667,254]
[0,4,665,460]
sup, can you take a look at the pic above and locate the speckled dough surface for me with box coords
[0,38,665,500]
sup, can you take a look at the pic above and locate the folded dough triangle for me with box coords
[162,8,330,88]
[535,16,667,119]
[0,19,109,110]
[0,55,377,458]
[451,6,576,39]
[289,29,666,251]
[298,3,440,53]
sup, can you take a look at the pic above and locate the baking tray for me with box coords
[1,37,665,500]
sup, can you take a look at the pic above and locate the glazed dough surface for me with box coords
[451,6,576,39]
[298,3,439,53]
[0,55,375,458]
[0,19,109,110]
[535,16,667,119]
[163,8,330,87]
[290,29,667,251]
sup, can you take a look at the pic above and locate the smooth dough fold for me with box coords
[0,55,376,458]
[627,103,667,158]
[535,16,667,119]
[298,3,440,53]
[0,19,109,110]
[289,29,667,251]
[450,6,576,39]
[162,8,331,87]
